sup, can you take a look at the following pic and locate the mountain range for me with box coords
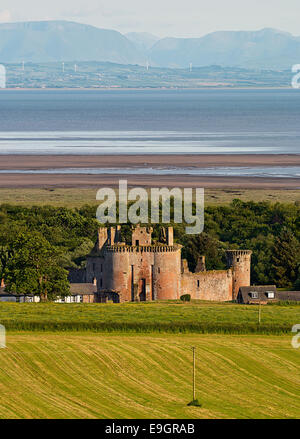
[0,20,300,69]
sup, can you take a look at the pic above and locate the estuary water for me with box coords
[0,88,299,155]
[1,167,300,178]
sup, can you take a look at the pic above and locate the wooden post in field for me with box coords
[192,346,196,401]
[258,299,261,325]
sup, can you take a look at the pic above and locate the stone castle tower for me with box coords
[86,225,182,302]
[226,250,252,300]
[85,225,252,303]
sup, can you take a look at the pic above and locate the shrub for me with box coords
[180,294,191,302]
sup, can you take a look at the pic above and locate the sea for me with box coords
[0,88,300,177]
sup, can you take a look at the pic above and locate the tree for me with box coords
[181,232,226,272]
[3,231,69,301]
[271,228,300,289]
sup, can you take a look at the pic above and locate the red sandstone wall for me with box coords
[153,250,181,301]
[104,251,131,302]
[100,246,181,302]
[226,251,252,300]
[181,270,233,301]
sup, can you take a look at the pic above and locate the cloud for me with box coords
[0,9,11,22]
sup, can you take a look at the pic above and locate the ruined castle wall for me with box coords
[99,246,181,302]
[129,250,154,301]
[181,269,233,301]
[86,256,104,285]
[153,249,181,301]
[226,250,252,300]
[103,250,132,302]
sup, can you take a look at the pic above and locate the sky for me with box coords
[0,0,299,38]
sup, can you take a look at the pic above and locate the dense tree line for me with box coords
[0,200,299,299]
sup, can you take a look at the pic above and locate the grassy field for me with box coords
[0,333,299,419]
[0,187,299,207]
[0,301,299,333]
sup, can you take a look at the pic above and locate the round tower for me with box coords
[226,250,252,300]
[152,246,182,301]
[104,247,131,302]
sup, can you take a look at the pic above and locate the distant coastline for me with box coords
[0,86,292,91]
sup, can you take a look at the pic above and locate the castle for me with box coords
[77,225,252,303]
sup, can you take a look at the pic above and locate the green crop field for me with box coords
[0,333,299,419]
[1,302,299,419]
[0,301,299,334]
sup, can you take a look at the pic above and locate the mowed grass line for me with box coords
[0,334,299,419]
[0,302,299,334]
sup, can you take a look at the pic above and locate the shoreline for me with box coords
[0,174,299,189]
[0,154,300,170]
[0,154,299,189]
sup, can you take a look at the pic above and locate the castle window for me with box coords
[237,258,240,262]
[100,279,103,288]
[136,240,139,246]
[158,267,160,273]
[197,280,200,288]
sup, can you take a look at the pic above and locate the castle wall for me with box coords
[92,245,182,302]
[86,256,104,285]
[181,269,233,301]
[153,249,181,300]
[226,250,252,300]
[82,227,252,303]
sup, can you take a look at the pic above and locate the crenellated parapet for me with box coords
[104,244,181,253]
[226,250,252,258]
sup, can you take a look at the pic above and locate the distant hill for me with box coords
[125,32,159,52]
[0,22,300,69]
[0,20,145,64]
[149,28,300,69]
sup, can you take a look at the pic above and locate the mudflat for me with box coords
[0,154,300,170]
[0,154,299,188]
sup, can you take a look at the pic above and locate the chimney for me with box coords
[166,227,174,246]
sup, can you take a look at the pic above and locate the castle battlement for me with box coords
[226,250,252,256]
[104,244,181,253]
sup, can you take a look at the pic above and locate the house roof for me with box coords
[70,283,97,295]
[238,285,277,303]
[277,291,300,301]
